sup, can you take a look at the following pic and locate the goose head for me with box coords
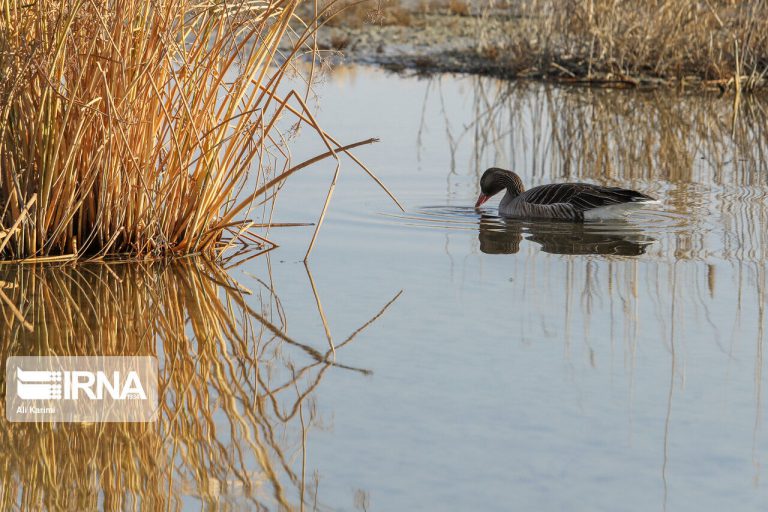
[475,168,525,208]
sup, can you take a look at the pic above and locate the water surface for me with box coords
[3,66,768,511]
[272,67,768,512]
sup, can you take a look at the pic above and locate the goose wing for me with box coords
[521,183,654,212]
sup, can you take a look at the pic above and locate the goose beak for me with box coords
[475,194,490,208]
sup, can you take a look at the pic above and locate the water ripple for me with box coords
[381,205,674,257]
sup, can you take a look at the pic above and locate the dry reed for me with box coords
[319,0,412,28]
[0,0,396,262]
[499,0,768,89]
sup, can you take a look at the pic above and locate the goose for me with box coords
[475,168,658,221]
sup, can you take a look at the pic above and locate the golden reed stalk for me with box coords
[496,0,768,89]
[0,0,390,261]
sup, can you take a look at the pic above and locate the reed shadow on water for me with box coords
[0,257,400,510]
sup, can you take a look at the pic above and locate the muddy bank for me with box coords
[314,8,523,78]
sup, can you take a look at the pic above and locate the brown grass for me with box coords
[322,0,412,28]
[501,0,768,89]
[0,0,398,262]
[447,0,470,16]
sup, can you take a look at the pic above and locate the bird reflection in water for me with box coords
[478,215,656,256]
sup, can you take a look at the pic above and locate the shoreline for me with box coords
[311,6,766,93]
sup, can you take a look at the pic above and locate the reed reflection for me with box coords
[430,76,768,183]
[0,258,397,510]
[417,74,768,262]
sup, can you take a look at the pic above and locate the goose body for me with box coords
[475,168,657,221]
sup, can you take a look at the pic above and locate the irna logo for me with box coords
[6,356,158,422]
[16,368,147,401]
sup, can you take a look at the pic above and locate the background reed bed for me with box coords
[497,0,768,89]
[0,259,396,509]
[0,0,390,262]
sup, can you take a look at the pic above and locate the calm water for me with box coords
[3,66,768,511]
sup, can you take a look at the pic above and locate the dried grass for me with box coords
[321,0,412,28]
[500,0,768,89]
[0,0,396,262]
[447,0,470,16]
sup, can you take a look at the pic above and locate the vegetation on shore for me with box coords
[320,0,768,91]
[0,0,394,262]
[502,0,768,90]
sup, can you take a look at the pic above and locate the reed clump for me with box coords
[501,0,768,89]
[0,0,385,262]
